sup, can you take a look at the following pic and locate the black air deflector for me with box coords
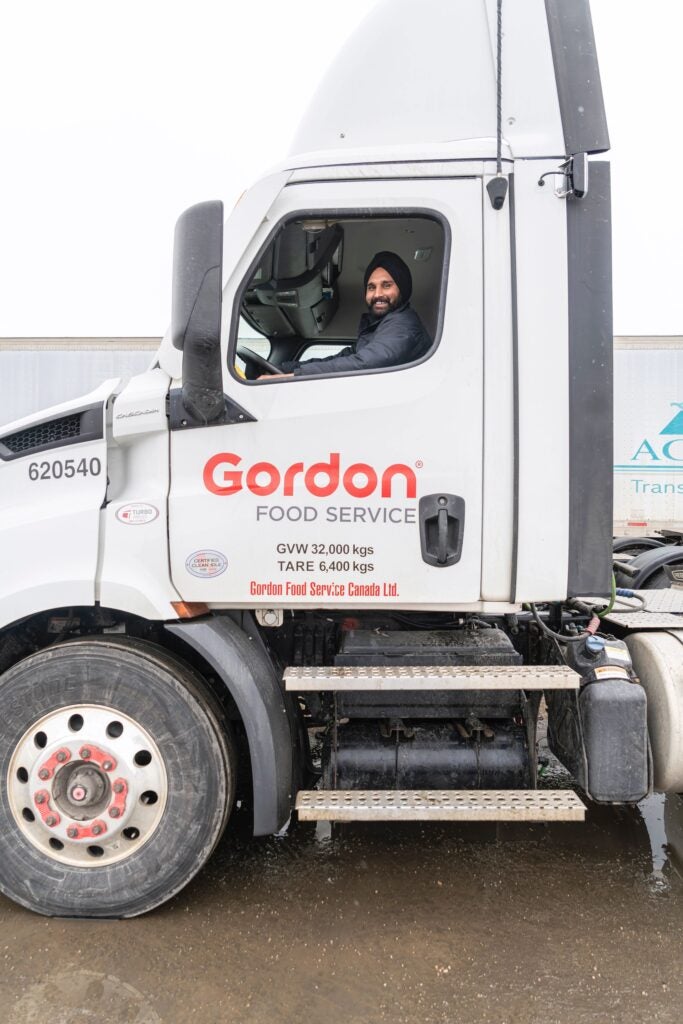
[566,161,612,596]
[0,405,103,461]
[545,0,610,155]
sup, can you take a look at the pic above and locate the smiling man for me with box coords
[274,251,432,378]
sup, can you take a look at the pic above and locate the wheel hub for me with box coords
[8,704,167,867]
[53,762,109,820]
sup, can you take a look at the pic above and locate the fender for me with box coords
[615,544,683,589]
[166,615,295,835]
[612,536,665,554]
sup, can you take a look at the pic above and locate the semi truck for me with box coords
[1,0,682,919]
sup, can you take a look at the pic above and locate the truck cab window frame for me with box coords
[228,209,450,385]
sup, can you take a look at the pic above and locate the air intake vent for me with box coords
[0,405,103,461]
[1,414,81,454]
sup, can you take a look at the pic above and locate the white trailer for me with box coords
[0,339,158,428]
[614,336,683,536]
[0,0,679,920]
[613,336,683,586]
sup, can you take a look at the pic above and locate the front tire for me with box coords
[0,636,235,917]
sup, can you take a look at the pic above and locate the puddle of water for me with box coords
[638,792,670,889]
[7,970,161,1024]
[635,791,683,895]
[3,794,683,1024]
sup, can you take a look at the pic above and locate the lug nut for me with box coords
[56,751,67,763]
[45,815,57,827]
[38,769,50,780]
[113,783,124,794]
[80,748,91,759]
[109,807,121,818]
[103,760,113,771]
[67,826,79,838]
[35,793,46,805]
[91,825,102,836]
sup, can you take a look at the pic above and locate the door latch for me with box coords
[419,494,465,567]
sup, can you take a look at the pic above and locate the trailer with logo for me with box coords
[613,336,683,586]
[1,0,682,919]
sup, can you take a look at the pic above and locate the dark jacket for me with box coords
[282,303,431,376]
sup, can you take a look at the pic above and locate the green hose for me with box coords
[596,573,617,619]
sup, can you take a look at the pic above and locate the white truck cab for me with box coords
[0,0,679,920]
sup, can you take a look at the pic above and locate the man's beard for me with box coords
[367,295,400,317]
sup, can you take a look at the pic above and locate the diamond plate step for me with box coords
[586,588,683,629]
[284,664,580,691]
[601,612,683,629]
[296,789,585,822]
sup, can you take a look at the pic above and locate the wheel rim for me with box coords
[7,704,168,867]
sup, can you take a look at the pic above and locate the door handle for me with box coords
[419,494,465,567]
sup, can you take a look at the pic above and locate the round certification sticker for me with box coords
[185,550,228,578]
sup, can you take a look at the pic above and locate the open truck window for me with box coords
[233,214,445,381]
[234,317,271,378]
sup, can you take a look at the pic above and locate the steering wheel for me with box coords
[236,345,282,376]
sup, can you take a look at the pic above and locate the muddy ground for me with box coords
[1,782,682,1024]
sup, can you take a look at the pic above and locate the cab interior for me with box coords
[234,214,446,379]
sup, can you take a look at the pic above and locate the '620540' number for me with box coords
[28,457,102,481]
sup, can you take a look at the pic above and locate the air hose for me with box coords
[528,603,599,644]
[596,574,617,618]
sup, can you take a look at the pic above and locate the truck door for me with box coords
[168,177,484,608]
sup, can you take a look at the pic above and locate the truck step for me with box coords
[296,789,585,822]
[601,587,683,629]
[284,664,579,691]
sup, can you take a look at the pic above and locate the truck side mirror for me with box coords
[171,200,225,423]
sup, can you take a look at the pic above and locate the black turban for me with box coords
[363,251,412,303]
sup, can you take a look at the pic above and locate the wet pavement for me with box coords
[1,782,683,1024]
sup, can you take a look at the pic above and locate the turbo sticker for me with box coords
[116,503,159,525]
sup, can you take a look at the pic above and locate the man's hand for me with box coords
[257,373,294,380]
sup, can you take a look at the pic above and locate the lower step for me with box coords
[296,789,585,822]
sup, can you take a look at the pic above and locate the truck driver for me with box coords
[261,251,432,378]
